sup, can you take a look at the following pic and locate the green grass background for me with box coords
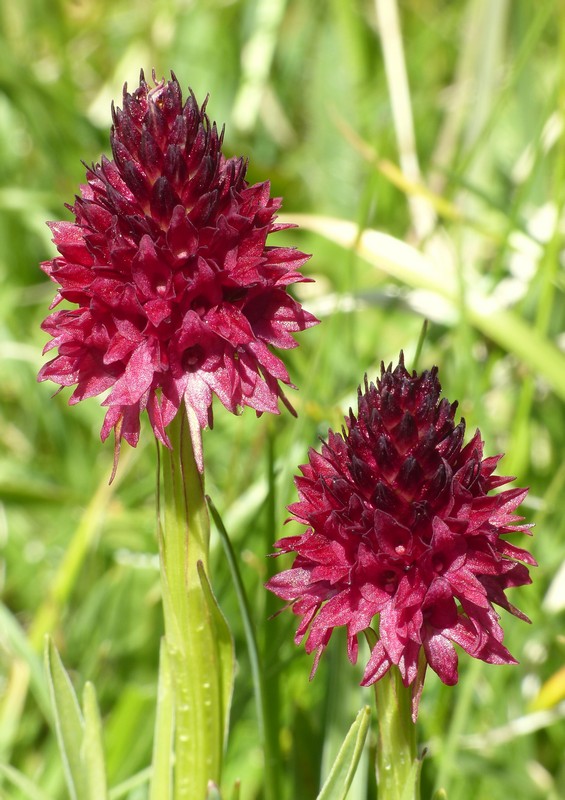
[1,0,565,798]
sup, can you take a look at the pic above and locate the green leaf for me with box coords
[44,636,87,800]
[82,682,108,800]
[316,706,371,800]
[197,560,235,747]
[399,759,423,800]
[149,639,174,800]
[0,763,52,800]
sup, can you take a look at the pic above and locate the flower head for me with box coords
[267,354,535,716]
[38,71,317,466]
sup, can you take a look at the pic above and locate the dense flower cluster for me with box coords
[38,71,317,461]
[267,355,535,715]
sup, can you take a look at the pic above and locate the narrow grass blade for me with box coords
[316,706,371,800]
[0,763,51,800]
[149,639,174,800]
[375,0,435,239]
[262,427,282,800]
[412,319,429,372]
[44,636,86,800]
[82,682,108,800]
[207,496,275,800]
[232,0,287,132]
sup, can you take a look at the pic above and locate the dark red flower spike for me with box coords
[267,354,535,718]
[39,71,317,471]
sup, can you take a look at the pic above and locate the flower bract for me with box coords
[267,354,535,716]
[38,71,317,463]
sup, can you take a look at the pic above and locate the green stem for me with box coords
[157,406,224,800]
[374,668,420,800]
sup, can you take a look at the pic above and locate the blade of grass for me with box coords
[329,109,505,243]
[0,764,52,800]
[262,423,281,799]
[374,0,435,239]
[232,0,287,133]
[412,320,429,372]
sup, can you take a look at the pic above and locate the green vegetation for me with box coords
[1,0,564,798]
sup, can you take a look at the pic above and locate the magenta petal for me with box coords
[423,633,458,684]
[104,341,157,406]
[361,640,391,685]
[266,567,314,601]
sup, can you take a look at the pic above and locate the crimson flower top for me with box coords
[38,71,317,463]
[267,355,535,717]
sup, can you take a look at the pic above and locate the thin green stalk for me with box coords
[412,320,429,373]
[374,668,420,800]
[157,407,233,800]
[207,496,277,800]
[262,425,282,799]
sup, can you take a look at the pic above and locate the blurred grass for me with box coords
[1,0,565,798]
